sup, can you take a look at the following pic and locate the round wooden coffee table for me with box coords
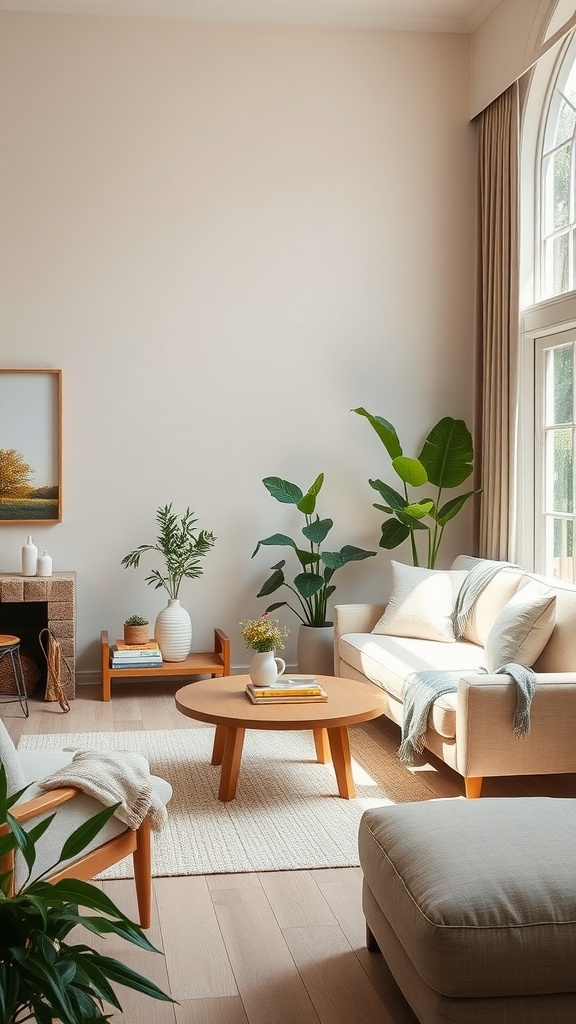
[175,674,387,802]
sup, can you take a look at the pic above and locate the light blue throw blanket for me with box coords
[398,663,536,765]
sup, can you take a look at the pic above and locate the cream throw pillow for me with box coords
[372,562,468,643]
[484,581,557,672]
[450,556,525,646]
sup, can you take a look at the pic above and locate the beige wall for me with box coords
[0,14,475,678]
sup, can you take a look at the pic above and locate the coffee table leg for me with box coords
[313,728,330,764]
[212,725,227,765]
[327,726,355,798]
[219,726,245,802]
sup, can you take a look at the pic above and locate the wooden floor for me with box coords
[3,680,576,1024]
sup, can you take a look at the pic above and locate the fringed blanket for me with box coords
[38,749,167,831]
[398,663,537,765]
[452,559,521,639]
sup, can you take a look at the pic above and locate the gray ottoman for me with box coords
[358,798,576,1023]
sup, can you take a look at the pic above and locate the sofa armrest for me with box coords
[455,673,576,779]
[333,604,386,637]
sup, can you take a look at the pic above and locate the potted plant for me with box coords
[121,504,216,663]
[123,614,150,646]
[353,408,478,568]
[252,474,376,672]
[0,764,174,1023]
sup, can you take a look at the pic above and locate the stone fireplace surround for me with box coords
[0,573,76,699]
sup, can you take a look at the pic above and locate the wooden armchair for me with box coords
[0,720,171,928]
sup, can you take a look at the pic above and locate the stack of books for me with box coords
[245,677,328,704]
[110,640,163,669]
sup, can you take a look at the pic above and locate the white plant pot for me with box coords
[154,598,192,662]
[249,650,286,687]
[297,624,335,676]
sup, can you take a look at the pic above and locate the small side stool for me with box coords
[0,635,29,718]
[359,798,576,1023]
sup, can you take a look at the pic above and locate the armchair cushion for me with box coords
[16,750,171,885]
[0,717,25,796]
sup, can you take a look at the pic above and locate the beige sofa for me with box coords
[334,555,576,797]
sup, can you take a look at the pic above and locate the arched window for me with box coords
[541,34,576,298]
[520,30,576,581]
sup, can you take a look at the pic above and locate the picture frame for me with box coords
[0,369,62,524]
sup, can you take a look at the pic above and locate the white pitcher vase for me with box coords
[249,650,286,687]
[154,598,192,662]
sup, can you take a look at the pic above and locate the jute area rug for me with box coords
[18,723,424,878]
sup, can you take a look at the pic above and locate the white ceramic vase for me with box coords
[154,598,192,662]
[297,624,335,676]
[21,535,38,576]
[249,650,286,687]
[37,550,53,577]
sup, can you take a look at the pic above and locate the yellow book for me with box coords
[115,640,159,652]
[246,686,327,704]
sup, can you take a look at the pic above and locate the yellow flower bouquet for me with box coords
[240,615,289,653]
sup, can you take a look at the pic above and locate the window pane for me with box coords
[546,517,575,581]
[545,344,573,424]
[545,145,571,231]
[564,60,576,106]
[545,428,573,512]
[555,98,576,146]
[544,233,570,296]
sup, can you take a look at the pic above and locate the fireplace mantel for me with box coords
[0,573,76,699]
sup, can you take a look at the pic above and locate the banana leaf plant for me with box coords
[252,474,376,627]
[353,409,478,568]
[0,763,175,1023]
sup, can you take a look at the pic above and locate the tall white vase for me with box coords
[297,624,335,676]
[154,598,192,662]
[21,535,38,576]
[249,650,286,687]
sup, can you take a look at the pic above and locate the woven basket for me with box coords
[0,651,40,695]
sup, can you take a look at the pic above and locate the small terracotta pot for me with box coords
[123,623,149,645]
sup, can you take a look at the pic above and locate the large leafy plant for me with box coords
[0,764,174,1023]
[252,474,376,627]
[353,409,476,568]
[121,503,216,600]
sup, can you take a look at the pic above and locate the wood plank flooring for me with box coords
[3,680,576,1024]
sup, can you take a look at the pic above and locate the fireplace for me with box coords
[0,573,76,699]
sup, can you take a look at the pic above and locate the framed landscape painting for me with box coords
[0,369,62,524]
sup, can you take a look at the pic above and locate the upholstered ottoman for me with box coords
[358,799,576,1023]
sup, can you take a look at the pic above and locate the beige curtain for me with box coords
[475,80,520,560]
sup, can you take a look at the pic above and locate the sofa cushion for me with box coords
[372,562,468,643]
[339,633,484,738]
[451,555,525,645]
[359,798,576,998]
[484,580,557,672]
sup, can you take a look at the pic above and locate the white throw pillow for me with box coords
[484,580,557,672]
[450,556,525,646]
[372,562,468,643]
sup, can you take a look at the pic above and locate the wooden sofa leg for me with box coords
[366,923,380,953]
[464,776,483,799]
[133,817,152,928]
